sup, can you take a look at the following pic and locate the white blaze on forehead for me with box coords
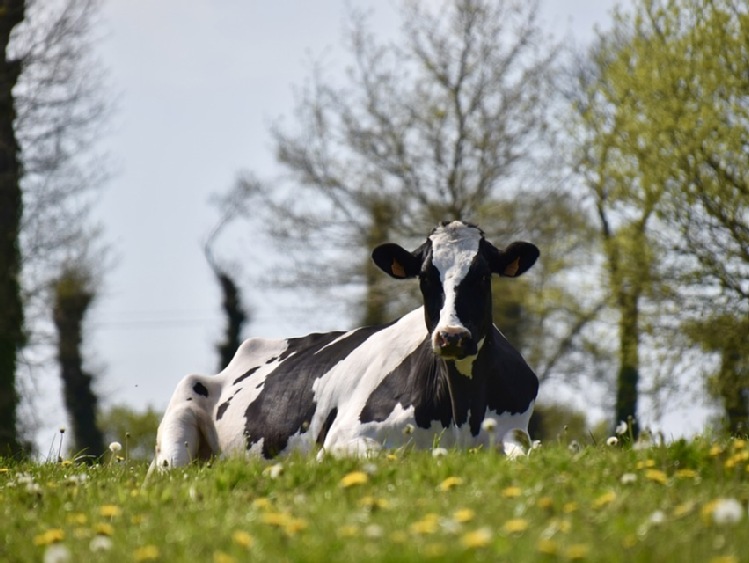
[429,222,482,332]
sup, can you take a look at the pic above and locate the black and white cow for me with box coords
[151,221,539,470]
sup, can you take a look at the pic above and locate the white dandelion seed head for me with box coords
[44,544,70,563]
[607,436,618,446]
[481,417,498,433]
[89,535,113,552]
[403,424,415,435]
[620,473,637,485]
[108,442,122,453]
[432,447,448,457]
[712,498,743,525]
[615,421,628,435]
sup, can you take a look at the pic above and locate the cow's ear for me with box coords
[486,241,540,278]
[372,243,423,279]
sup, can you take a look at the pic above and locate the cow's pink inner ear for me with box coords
[391,259,406,278]
[503,257,520,277]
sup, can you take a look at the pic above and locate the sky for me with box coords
[28,0,714,451]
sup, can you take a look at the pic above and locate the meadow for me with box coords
[2,435,749,562]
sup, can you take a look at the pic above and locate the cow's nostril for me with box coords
[438,330,470,348]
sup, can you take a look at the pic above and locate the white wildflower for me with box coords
[615,421,628,435]
[108,442,122,454]
[44,544,70,563]
[432,447,448,457]
[649,511,666,525]
[403,424,415,435]
[89,536,112,552]
[606,436,618,446]
[481,417,498,433]
[264,463,283,479]
[620,473,637,485]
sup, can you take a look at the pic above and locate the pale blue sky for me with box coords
[32,1,712,450]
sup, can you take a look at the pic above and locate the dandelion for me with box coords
[732,438,746,450]
[263,463,283,479]
[501,485,522,498]
[592,490,617,509]
[133,545,160,561]
[66,513,87,526]
[703,498,742,525]
[675,468,698,479]
[710,556,739,563]
[673,502,695,518]
[649,510,666,525]
[432,447,448,457]
[410,514,440,535]
[615,421,628,435]
[89,536,113,552]
[340,471,368,487]
[252,498,272,510]
[481,417,498,433]
[460,527,492,549]
[504,519,529,534]
[536,496,554,509]
[438,476,463,491]
[621,473,637,485]
[44,544,70,563]
[636,459,655,469]
[359,496,390,509]
[563,502,578,514]
[606,436,618,446]
[537,538,558,556]
[453,508,475,523]
[232,530,254,548]
[108,442,122,454]
[403,424,415,435]
[338,525,359,537]
[643,469,668,485]
[99,505,122,518]
[94,523,114,537]
[34,529,65,546]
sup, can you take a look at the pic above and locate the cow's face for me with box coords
[372,221,539,362]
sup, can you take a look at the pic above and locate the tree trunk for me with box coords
[216,270,247,370]
[53,272,104,459]
[0,1,26,457]
[362,200,395,327]
[615,290,640,438]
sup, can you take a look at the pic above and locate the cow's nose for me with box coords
[435,327,472,357]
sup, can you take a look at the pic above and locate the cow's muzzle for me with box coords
[433,327,475,360]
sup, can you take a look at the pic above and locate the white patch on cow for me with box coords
[428,222,482,340]
[491,401,535,457]
[311,308,428,451]
[212,338,291,455]
[453,338,485,376]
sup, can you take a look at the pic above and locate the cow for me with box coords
[150,221,539,471]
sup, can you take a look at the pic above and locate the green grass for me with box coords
[2,438,749,562]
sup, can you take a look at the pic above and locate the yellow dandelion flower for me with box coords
[438,476,463,492]
[99,505,122,518]
[453,508,475,523]
[537,538,558,556]
[60,460,73,467]
[733,438,747,450]
[563,502,578,514]
[232,530,254,548]
[536,496,554,509]
[460,527,492,549]
[386,453,397,461]
[565,544,590,560]
[261,512,291,527]
[133,545,160,561]
[66,513,87,525]
[95,523,114,537]
[338,525,359,537]
[33,528,65,545]
[503,519,529,534]
[502,485,522,498]
[636,459,655,469]
[592,490,617,509]
[283,517,308,535]
[710,556,739,563]
[0,468,9,473]
[673,502,695,518]
[213,551,236,563]
[340,471,368,488]
[251,497,272,510]
[644,469,668,485]
[709,445,723,456]
[410,515,440,535]
[675,469,698,479]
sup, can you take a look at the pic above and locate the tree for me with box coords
[52,265,104,458]
[0,0,26,456]
[231,0,559,321]
[9,0,111,447]
[568,0,749,432]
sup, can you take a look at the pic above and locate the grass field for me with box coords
[2,436,749,562]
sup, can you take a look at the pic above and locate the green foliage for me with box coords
[3,439,749,562]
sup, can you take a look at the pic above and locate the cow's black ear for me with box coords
[486,241,540,277]
[372,243,423,279]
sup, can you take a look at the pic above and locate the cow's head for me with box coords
[372,221,539,362]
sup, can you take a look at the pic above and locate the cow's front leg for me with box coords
[149,375,220,473]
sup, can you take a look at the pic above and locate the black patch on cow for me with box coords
[234,365,261,386]
[244,323,395,458]
[193,382,209,397]
[360,327,538,436]
[256,381,264,390]
[316,408,338,446]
